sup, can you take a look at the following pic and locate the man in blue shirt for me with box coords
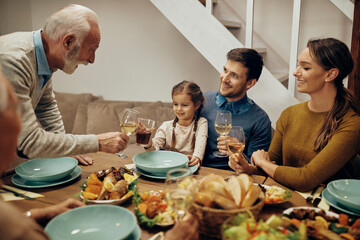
[200,48,272,170]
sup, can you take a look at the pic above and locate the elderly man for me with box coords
[0,4,128,165]
[200,48,272,170]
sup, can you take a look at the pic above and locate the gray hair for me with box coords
[0,71,8,113]
[43,4,99,44]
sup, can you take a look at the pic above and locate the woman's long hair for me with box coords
[170,81,204,150]
[308,38,360,151]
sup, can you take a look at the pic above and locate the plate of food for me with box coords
[222,212,305,240]
[282,207,360,239]
[133,189,176,228]
[259,184,292,205]
[80,166,138,205]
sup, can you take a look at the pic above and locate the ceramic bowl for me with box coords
[133,151,188,175]
[44,205,136,240]
[327,179,360,211]
[15,157,77,182]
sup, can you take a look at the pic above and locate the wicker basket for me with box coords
[189,191,265,239]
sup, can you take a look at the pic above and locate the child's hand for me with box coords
[187,155,200,168]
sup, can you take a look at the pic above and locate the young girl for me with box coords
[142,81,208,167]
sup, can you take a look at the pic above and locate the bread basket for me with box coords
[189,191,265,238]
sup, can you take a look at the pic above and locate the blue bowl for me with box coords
[45,205,136,240]
[133,151,188,175]
[15,157,78,182]
[327,179,360,211]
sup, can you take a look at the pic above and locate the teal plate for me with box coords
[12,166,81,188]
[45,205,137,240]
[322,188,360,216]
[327,179,360,211]
[136,164,198,179]
[15,157,78,182]
[133,151,188,175]
[125,224,141,240]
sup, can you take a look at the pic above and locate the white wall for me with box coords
[1,0,220,102]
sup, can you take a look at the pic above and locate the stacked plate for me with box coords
[12,157,81,188]
[45,205,140,240]
[323,179,360,216]
[133,151,198,179]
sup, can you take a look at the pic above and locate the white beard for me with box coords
[62,44,88,74]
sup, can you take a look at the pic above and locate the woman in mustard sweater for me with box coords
[228,38,360,191]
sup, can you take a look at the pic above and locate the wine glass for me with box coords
[116,108,140,158]
[136,118,155,147]
[226,126,245,156]
[165,168,197,221]
[214,110,232,157]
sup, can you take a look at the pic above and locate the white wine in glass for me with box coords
[116,108,140,158]
[119,122,138,136]
[226,126,245,155]
[214,110,232,157]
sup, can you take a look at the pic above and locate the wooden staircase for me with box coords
[150,0,299,128]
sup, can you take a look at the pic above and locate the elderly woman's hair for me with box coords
[0,72,8,113]
[43,4,99,44]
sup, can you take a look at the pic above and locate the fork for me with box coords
[306,186,318,203]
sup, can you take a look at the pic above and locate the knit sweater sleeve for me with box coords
[192,117,208,162]
[273,108,360,192]
[1,51,99,159]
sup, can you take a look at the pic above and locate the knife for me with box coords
[1,187,35,200]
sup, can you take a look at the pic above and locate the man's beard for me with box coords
[62,44,88,74]
[219,82,246,99]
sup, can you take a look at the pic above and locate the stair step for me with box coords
[253,47,267,54]
[219,19,242,28]
[272,72,289,82]
[199,0,218,5]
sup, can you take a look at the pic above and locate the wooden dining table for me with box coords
[1,144,312,240]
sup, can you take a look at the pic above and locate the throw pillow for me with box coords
[86,102,132,134]
[54,91,99,133]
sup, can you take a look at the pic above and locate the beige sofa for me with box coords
[54,92,175,144]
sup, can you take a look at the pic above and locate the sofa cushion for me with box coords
[132,102,175,129]
[86,102,133,134]
[72,103,88,134]
[55,91,99,133]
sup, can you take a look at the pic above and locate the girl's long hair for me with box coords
[308,38,360,151]
[170,81,204,150]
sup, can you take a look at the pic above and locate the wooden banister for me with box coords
[348,0,359,104]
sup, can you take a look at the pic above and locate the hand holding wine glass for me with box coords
[226,126,245,156]
[116,108,140,158]
[165,168,198,222]
[214,110,232,157]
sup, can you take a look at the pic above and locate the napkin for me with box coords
[296,186,330,211]
[0,185,44,202]
[125,164,140,178]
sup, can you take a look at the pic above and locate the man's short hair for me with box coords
[227,48,264,81]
